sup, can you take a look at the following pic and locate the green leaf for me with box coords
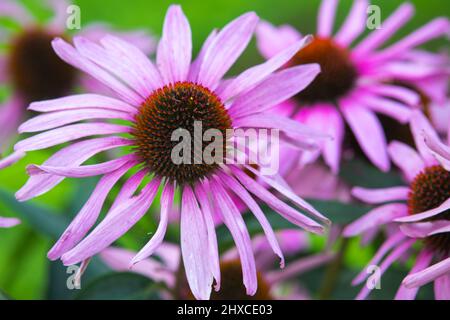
[0,188,68,239]
[75,272,162,300]
[340,158,403,188]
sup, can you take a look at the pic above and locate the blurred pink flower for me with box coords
[256,0,449,173]
[0,216,20,228]
[0,5,331,300]
[101,230,334,300]
[344,111,450,300]
[0,0,155,152]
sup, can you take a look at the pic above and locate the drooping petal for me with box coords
[26,154,137,178]
[100,247,175,288]
[231,166,324,234]
[400,220,450,238]
[218,171,284,267]
[0,151,26,170]
[356,94,412,124]
[210,178,257,296]
[195,183,221,291]
[351,186,409,204]
[317,0,338,37]
[340,99,390,172]
[352,231,406,285]
[395,250,433,300]
[180,185,213,300]
[343,203,408,237]
[47,163,135,260]
[16,137,132,201]
[198,12,258,88]
[356,239,415,300]
[403,257,450,289]
[228,64,320,118]
[19,108,134,133]
[131,182,175,265]
[28,94,137,114]
[157,5,192,84]
[14,123,131,152]
[434,274,450,300]
[397,198,450,223]
[61,178,161,266]
[363,84,420,107]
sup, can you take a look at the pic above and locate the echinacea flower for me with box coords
[343,111,450,300]
[255,0,449,173]
[0,0,154,153]
[101,230,334,300]
[0,5,331,300]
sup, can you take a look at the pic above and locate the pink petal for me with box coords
[395,250,433,300]
[400,220,450,238]
[396,198,450,223]
[220,36,313,101]
[0,217,21,228]
[363,84,420,107]
[14,123,131,153]
[198,12,258,88]
[218,171,285,267]
[403,257,450,289]
[195,183,221,291]
[19,108,133,133]
[357,94,412,124]
[100,247,175,288]
[73,37,151,99]
[228,64,320,119]
[317,0,338,37]
[352,231,406,285]
[47,163,135,260]
[388,141,425,182]
[28,94,137,114]
[423,127,450,161]
[255,21,301,59]
[230,166,324,234]
[356,239,415,300]
[27,154,137,178]
[354,3,414,56]
[343,203,408,237]
[335,0,368,46]
[0,0,33,24]
[351,186,409,204]
[242,164,330,225]
[16,137,133,201]
[410,110,441,165]
[131,182,175,265]
[52,38,142,105]
[340,99,390,172]
[233,113,330,140]
[210,178,257,296]
[180,185,214,300]
[0,151,25,170]
[371,18,450,62]
[434,274,450,300]
[100,35,163,91]
[61,178,161,266]
[188,29,218,82]
[157,5,192,84]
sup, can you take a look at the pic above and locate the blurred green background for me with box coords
[0,0,448,300]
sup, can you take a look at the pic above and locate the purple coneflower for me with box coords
[101,230,334,300]
[0,0,154,152]
[0,6,331,299]
[255,0,449,173]
[344,111,450,300]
